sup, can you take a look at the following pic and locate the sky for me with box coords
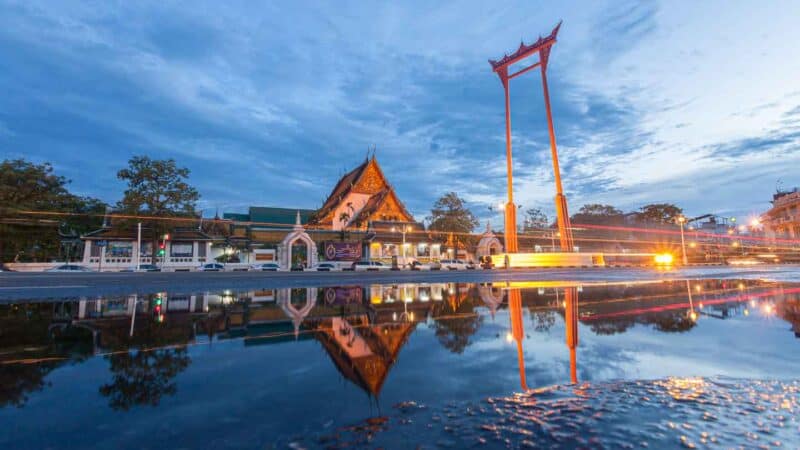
[2,0,800,227]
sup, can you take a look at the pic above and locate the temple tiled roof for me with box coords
[313,159,371,224]
[311,156,415,227]
[224,207,316,226]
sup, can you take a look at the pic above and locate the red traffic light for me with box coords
[159,242,166,249]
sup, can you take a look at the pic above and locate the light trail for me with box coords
[581,287,800,321]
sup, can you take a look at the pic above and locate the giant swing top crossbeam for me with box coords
[489,21,561,79]
[489,21,574,254]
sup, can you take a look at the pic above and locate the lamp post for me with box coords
[677,215,688,265]
[391,225,411,267]
[136,222,142,271]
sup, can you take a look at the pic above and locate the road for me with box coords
[1,265,799,301]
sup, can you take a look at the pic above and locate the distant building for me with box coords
[81,225,219,271]
[762,188,800,238]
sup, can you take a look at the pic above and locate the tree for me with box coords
[100,348,190,411]
[427,193,479,255]
[522,207,549,231]
[570,203,624,225]
[116,156,200,261]
[0,159,105,262]
[431,290,483,354]
[427,192,478,233]
[578,204,623,216]
[636,203,683,224]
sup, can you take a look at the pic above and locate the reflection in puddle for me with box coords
[1,278,800,447]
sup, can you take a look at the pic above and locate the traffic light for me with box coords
[153,293,164,323]
[157,234,169,257]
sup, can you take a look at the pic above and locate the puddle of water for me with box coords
[1,278,799,448]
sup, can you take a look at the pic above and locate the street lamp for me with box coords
[677,215,688,265]
[391,225,412,266]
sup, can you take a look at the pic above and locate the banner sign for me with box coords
[323,241,362,261]
[324,286,364,305]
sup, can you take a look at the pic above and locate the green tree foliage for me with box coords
[116,156,200,255]
[522,207,549,231]
[431,288,483,354]
[427,192,479,233]
[0,159,105,262]
[636,203,683,224]
[100,348,191,411]
[427,192,479,252]
[578,204,623,216]
[570,203,624,225]
[116,156,199,215]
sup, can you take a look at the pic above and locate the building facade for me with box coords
[763,188,800,238]
[81,226,219,271]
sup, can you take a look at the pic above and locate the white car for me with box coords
[351,261,391,272]
[47,264,94,273]
[198,263,225,272]
[251,263,282,271]
[120,264,161,272]
[409,260,442,271]
[314,262,340,272]
[440,259,476,270]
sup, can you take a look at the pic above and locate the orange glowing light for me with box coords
[654,253,674,265]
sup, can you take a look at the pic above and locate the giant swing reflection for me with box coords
[506,286,579,391]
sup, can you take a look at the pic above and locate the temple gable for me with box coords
[311,156,415,229]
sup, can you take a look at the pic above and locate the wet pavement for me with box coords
[2,264,800,301]
[1,276,799,448]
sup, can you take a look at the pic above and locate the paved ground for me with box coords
[1,265,799,301]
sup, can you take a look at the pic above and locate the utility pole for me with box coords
[136,222,142,270]
[677,216,688,265]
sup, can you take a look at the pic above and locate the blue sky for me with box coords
[2,1,799,226]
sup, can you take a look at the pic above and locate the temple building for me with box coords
[223,155,447,268]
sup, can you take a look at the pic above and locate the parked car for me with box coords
[409,260,442,271]
[251,263,281,271]
[440,259,475,270]
[351,261,391,271]
[315,262,339,272]
[120,264,161,272]
[198,263,225,272]
[47,264,94,273]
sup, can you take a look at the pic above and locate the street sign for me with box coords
[97,240,108,247]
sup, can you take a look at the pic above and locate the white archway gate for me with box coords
[277,211,318,269]
[476,221,504,258]
[278,287,319,338]
[478,284,505,319]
